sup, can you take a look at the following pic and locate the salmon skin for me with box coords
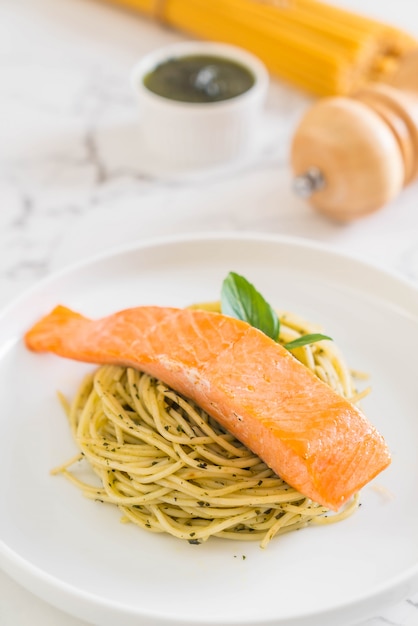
[25,304,391,511]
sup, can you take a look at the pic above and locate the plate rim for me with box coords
[1,230,417,323]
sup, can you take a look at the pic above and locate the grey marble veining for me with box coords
[1,0,418,625]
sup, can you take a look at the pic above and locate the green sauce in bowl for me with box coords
[143,54,255,103]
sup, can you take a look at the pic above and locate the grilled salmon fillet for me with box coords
[24,305,391,510]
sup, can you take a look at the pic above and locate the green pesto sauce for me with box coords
[143,54,255,103]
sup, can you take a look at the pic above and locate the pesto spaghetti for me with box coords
[53,308,364,548]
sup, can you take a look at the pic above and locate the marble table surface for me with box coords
[1,0,418,624]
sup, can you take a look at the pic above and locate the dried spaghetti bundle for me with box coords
[106,0,417,95]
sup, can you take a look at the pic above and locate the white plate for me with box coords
[1,233,418,626]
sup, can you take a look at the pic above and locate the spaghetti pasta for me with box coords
[53,306,363,547]
[105,0,417,95]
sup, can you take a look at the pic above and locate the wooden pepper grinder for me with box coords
[291,50,418,221]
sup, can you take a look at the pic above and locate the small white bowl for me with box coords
[131,41,269,168]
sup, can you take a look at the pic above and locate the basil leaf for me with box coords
[220,272,333,350]
[284,333,332,350]
[221,272,280,341]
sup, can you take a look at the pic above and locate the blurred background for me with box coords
[1,0,418,306]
